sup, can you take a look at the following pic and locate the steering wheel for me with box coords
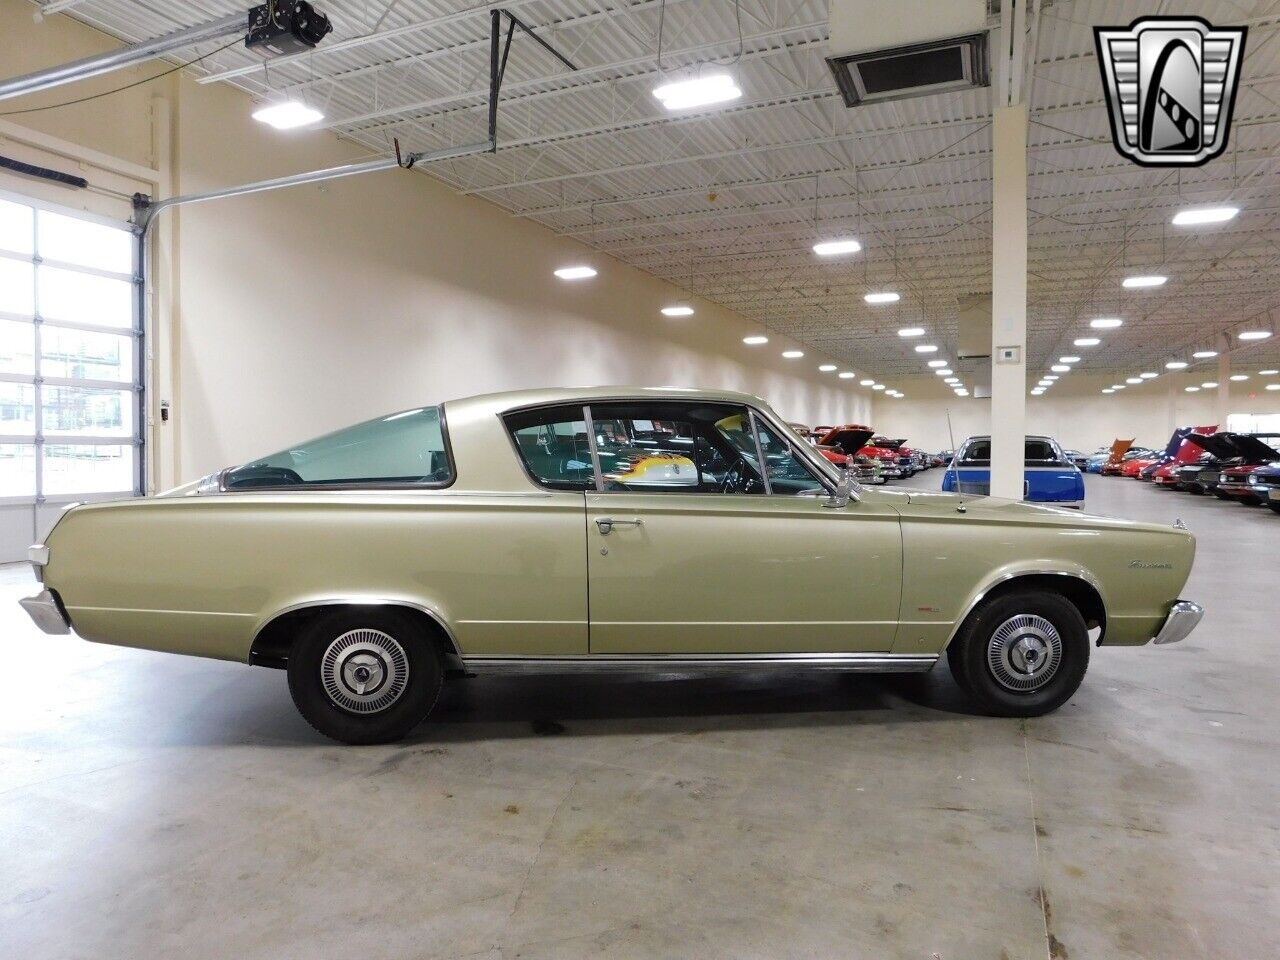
[719,457,762,494]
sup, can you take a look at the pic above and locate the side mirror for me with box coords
[823,468,860,508]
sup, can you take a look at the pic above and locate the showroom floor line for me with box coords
[0,475,1276,959]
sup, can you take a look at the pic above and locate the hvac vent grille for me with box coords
[827,33,990,107]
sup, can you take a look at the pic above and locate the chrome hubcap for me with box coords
[987,614,1062,692]
[321,629,409,714]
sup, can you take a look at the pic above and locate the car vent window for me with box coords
[503,405,594,491]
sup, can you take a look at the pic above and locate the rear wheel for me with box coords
[947,590,1089,717]
[287,607,443,744]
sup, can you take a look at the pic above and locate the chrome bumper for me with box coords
[19,589,71,635]
[1152,600,1204,645]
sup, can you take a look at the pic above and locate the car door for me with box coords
[584,402,902,654]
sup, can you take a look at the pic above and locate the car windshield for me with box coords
[223,406,452,489]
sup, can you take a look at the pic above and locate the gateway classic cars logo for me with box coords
[1094,16,1246,167]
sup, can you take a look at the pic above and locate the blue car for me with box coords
[942,435,1085,506]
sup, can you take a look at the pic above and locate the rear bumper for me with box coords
[19,589,71,635]
[1152,600,1204,645]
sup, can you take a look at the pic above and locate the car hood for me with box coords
[822,428,875,452]
[885,488,1182,534]
[1230,435,1280,463]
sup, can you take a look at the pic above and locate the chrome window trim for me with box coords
[499,402,594,493]
[582,404,606,493]
[249,597,463,659]
[747,408,773,495]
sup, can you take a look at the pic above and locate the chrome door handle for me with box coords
[595,517,643,534]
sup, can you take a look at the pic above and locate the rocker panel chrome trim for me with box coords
[462,653,938,673]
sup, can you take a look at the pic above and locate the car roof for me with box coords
[443,385,768,419]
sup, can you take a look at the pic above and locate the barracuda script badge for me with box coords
[1130,560,1173,570]
[1094,17,1246,167]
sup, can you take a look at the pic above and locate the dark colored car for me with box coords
[1209,434,1280,504]
[1171,453,1222,493]
[1249,463,1280,513]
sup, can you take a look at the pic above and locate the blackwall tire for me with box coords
[946,590,1089,717]
[287,607,444,745]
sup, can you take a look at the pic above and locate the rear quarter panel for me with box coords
[42,491,588,661]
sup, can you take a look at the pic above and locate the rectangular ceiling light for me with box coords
[652,74,742,111]
[252,100,324,130]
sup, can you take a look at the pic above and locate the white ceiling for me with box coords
[47,0,1280,389]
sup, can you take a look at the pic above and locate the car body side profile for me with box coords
[22,387,1203,744]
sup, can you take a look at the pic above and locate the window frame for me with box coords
[0,189,143,505]
[501,397,839,497]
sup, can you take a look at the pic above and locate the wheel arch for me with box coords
[249,599,462,669]
[945,570,1107,649]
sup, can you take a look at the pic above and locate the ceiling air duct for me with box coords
[826,0,991,107]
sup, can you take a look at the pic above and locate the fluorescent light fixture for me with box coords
[1074,337,1101,347]
[742,335,769,345]
[838,371,856,379]
[652,73,742,111]
[897,327,925,337]
[1267,384,1280,391]
[1165,360,1188,369]
[927,359,948,368]
[1172,205,1239,226]
[1229,374,1249,381]
[864,291,900,304]
[1238,330,1272,340]
[1201,382,1218,388]
[936,368,954,376]
[813,238,862,257]
[955,389,970,397]
[915,344,939,353]
[782,350,804,359]
[1260,369,1279,375]
[1059,356,1081,364]
[859,378,875,386]
[1112,384,1126,390]
[872,383,886,390]
[661,305,694,317]
[1184,386,1200,392]
[1139,372,1158,379]
[1192,350,1218,358]
[1031,389,1044,396]
[1051,364,1070,373]
[1102,388,1115,394]
[252,99,324,130]
[1123,275,1167,289]
[819,363,838,372]
[554,265,596,280]
[944,377,959,384]
[1091,318,1123,329]
[1126,377,1143,384]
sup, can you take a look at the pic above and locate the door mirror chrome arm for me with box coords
[595,517,644,534]
[823,469,861,509]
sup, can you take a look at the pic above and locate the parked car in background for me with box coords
[817,427,906,480]
[1172,453,1223,494]
[1215,434,1280,504]
[1246,463,1280,510]
[1103,447,1157,476]
[1094,438,1135,474]
[942,436,1085,506]
[21,385,1205,744]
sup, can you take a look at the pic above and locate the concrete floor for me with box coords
[1,475,1276,960]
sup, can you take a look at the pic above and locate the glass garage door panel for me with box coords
[40,326,133,383]
[42,444,134,495]
[0,198,34,255]
[0,258,35,315]
[0,444,36,497]
[0,319,36,375]
[41,386,134,438]
[37,209,133,274]
[37,265,133,329]
[0,382,36,436]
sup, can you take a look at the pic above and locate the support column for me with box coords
[990,103,1029,500]
[1216,352,1230,427]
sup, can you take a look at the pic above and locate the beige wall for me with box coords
[0,0,872,490]
[872,372,1280,452]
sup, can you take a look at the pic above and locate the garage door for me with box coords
[0,190,143,562]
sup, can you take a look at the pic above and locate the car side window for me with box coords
[588,402,766,494]
[753,420,826,495]
[504,405,594,490]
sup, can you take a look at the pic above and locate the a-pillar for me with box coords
[990,103,1029,499]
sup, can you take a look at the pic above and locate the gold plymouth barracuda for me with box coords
[21,387,1204,744]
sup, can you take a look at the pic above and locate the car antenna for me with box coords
[946,409,966,513]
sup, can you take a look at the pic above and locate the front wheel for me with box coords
[287,607,444,744]
[946,590,1089,717]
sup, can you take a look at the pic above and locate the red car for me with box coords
[816,426,907,479]
[1214,434,1280,503]
[1152,425,1218,487]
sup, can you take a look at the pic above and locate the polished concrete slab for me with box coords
[1,475,1276,959]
